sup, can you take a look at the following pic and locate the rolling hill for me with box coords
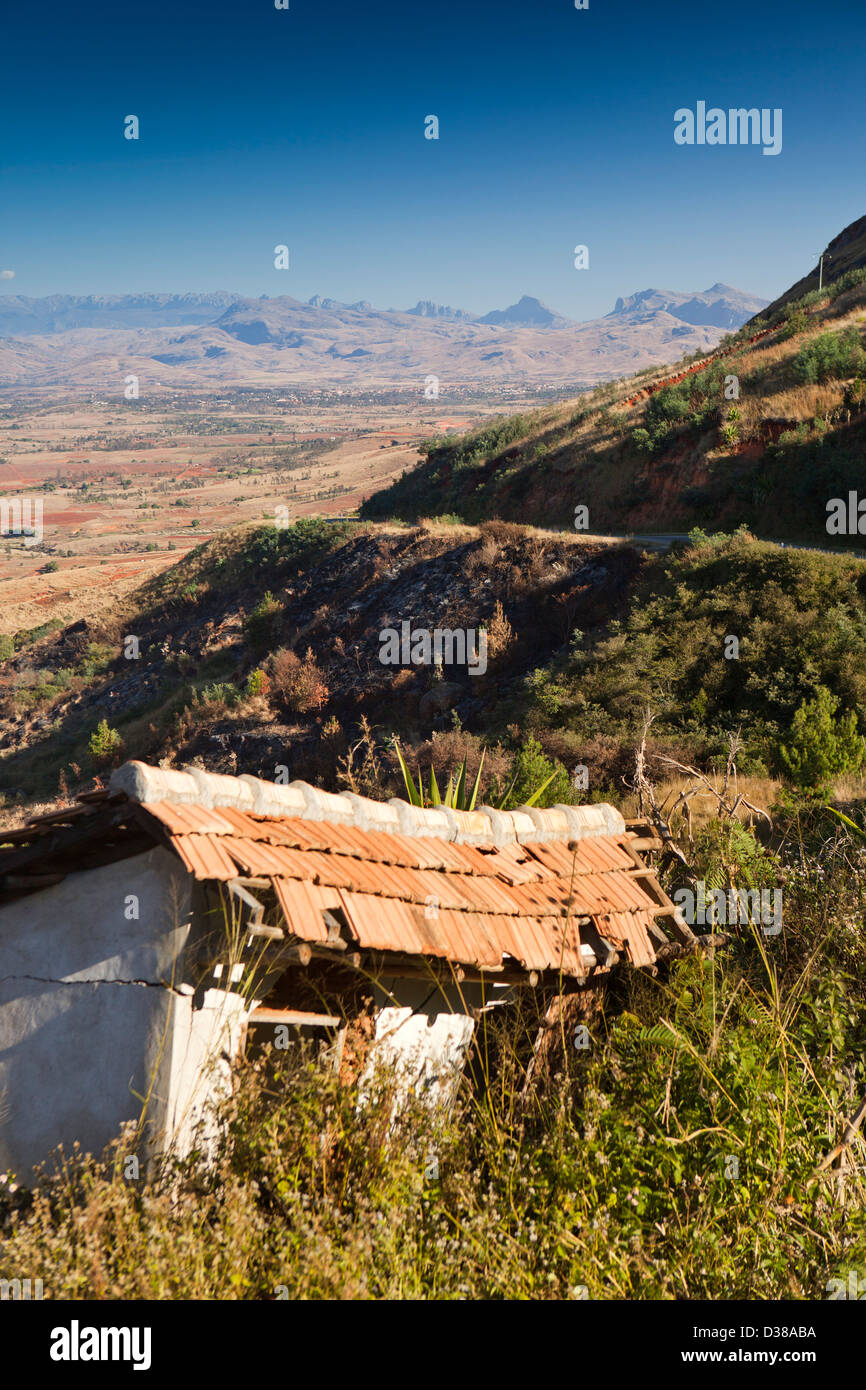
[362,242,866,548]
[2,516,865,818]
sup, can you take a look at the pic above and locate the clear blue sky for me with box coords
[1,0,864,319]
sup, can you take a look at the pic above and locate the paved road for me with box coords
[624,533,690,551]
[609,533,866,559]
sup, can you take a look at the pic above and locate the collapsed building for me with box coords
[0,760,695,1177]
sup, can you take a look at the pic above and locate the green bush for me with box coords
[827,266,866,300]
[506,735,575,808]
[777,306,809,341]
[845,379,866,411]
[78,643,114,679]
[200,681,240,707]
[88,718,124,767]
[244,667,270,697]
[778,685,866,790]
[244,591,282,653]
[524,534,866,771]
[792,329,866,385]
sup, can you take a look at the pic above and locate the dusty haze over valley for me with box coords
[0,279,767,632]
[0,283,768,391]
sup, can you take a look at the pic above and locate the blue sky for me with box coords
[1,0,864,319]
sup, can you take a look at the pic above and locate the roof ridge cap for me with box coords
[108,760,625,845]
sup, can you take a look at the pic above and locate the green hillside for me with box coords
[3,519,866,812]
[362,264,866,545]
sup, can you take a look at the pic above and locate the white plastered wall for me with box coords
[0,847,249,1178]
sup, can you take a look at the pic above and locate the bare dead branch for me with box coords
[649,752,773,828]
[816,1094,866,1173]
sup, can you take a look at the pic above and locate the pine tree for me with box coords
[779,685,865,790]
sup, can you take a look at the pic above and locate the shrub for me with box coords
[827,265,866,300]
[244,591,282,653]
[507,734,575,809]
[483,600,514,660]
[78,643,114,679]
[270,647,329,713]
[0,634,13,661]
[645,384,690,430]
[845,378,866,411]
[792,329,866,385]
[88,719,124,767]
[200,681,240,707]
[777,305,808,341]
[244,667,271,698]
[778,685,866,791]
[478,519,526,545]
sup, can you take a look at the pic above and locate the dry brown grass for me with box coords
[829,773,866,804]
[478,519,527,545]
[621,774,781,835]
[763,382,847,422]
[478,534,500,568]
[622,770,866,837]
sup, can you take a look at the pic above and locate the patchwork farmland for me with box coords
[0,387,495,634]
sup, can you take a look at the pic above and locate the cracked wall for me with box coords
[0,847,246,1178]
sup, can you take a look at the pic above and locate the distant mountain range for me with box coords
[607,283,768,331]
[478,295,569,328]
[406,300,474,321]
[0,284,769,390]
[0,293,240,336]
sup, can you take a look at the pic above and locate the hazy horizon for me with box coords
[3,0,864,316]
[0,282,770,320]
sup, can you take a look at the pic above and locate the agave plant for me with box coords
[826,806,866,840]
[392,741,556,812]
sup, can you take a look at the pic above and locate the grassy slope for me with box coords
[756,211,866,320]
[523,531,866,776]
[0,518,642,807]
[361,270,866,543]
[3,519,866,814]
